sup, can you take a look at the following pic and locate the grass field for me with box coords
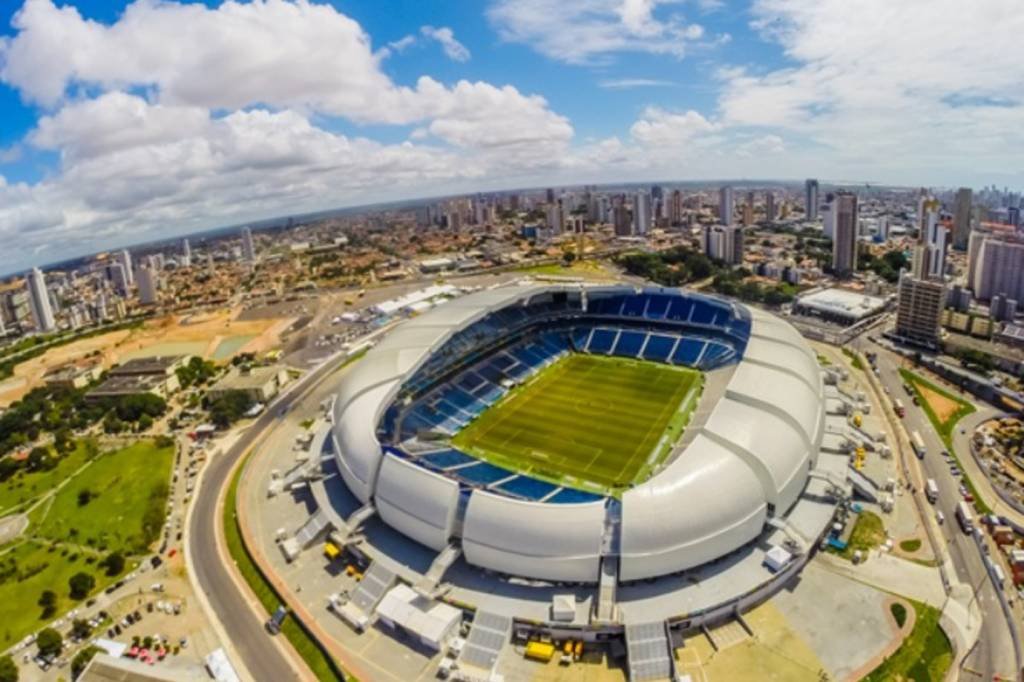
[452,354,702,494]
[863,600,951,681]
[30,440,174,555]
[0,439,98,515]
[0,539,128,648]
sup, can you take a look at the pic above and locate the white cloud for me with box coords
[630,107,719,146]
[598,78,674,89]
[420,25,471,62]
[487,0,709,64]
[717,0,1024,177]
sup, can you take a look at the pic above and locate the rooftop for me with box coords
[213,365,285,391]
[110,355,188,376]
[796,287,888,319]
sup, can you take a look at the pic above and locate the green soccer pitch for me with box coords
[451,353,703,495]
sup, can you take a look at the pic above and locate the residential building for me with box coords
[137,266,159,305]
[895,272,946,348]
[241,227,256,262]
[545,202,563,234]
[990,293,1018,322]
[118,249,134,286]
[106,262,130,296]
[633,191,651,235]
[831,191,859,278]
[911,197,947,280]
[953,187,972,250]
[26,267,56,332]
[970,232,1024,302]
[181,238,192,268]
[805,179,820,220]
[765,192,777,222]
[703,224,744,265]
[719,186,734,227]
[613,205,632,237]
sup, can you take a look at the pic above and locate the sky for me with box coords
[0,0,1022,274]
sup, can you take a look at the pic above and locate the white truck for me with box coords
[956,500,974,534]
[910,430,926,459]
[925,478,939,504]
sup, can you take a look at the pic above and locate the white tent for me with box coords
[376,584,462,651]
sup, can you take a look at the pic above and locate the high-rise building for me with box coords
[545,202,563,234]
[805,179,820,220]
[912,198,947,280]
[137,266,159,305]
[118,249,134,286]
[668,190,683,225]
[742,202,754,227]
[703,224,744,265]
[181,238,192,268]
[895,272,945,348]
[831,191,859,278]
[613,205,632,237]
[718,186,734,227]
[970,232,1024,301]
[26,267,56,332]
[953,187,972,250]
[633,192,651,235]
[241,227,256,262]
[765,192,777,222]
[106,262,130,297]
[990,293,1018,322]
[821,193,836,239]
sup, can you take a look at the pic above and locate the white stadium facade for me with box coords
[301,281,856,677]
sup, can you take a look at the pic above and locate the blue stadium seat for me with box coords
[642,334,677,362]
[547,488,604,503]
[671,338,706,366]
[612,330,646,357]
[419,449,478,470]
[621,295,647,317]
[455,462,516,486]
[691,302,719,326]
[667,297,695,321]
[644,295,671,319]
[493,476,559,501]
[587,328,617,354]
[571,327,592,350]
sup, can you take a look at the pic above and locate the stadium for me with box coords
[329,281,839,575]
[315,281,851,672]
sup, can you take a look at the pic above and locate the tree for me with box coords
[0,654,17,682]
[38,590,57,619]
[71,646,101,679]
[36,627,62,658]
[77,489,94,507]
[71,618,91,640]
[68,571,95,600]
[562,250,576,265]
[100,551,125,577]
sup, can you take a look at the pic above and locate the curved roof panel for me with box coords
[375,454,460,551]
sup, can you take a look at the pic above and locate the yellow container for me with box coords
[525,641,556,662]
[324,542,341,560]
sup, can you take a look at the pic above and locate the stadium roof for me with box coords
[331,283,824,583]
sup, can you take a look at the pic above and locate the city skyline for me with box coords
[0,0,1022,273]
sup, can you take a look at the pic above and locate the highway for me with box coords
[187,351,349,681]
[859,338,1019,680]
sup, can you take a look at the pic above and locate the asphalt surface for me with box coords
[858,337,1020,681]
[187,352,346,681]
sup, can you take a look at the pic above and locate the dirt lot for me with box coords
[916,383,962,424]
[0,307,292,406]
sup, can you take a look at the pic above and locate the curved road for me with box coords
[187,352,348,681]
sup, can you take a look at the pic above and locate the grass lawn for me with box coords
[831,511,886,560]
[0,440,98,515]
[31,440,174,555]
[863,600,952,681]
[224,453,345,681]
[899,538,922,553]
[899,368,989,514]
[0,539,129,648]
[515,260,611,279]
[452,354,702,494]
[842,347,865,371]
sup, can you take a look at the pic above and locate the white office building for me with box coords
[719,186,734,227]
[137,266,159,306]
[26,267,56,332]
[241,227,256,262]
[118,249,134,286]
[181,238,192,268]
[633,192,651,235]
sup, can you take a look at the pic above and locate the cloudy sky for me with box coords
[0,0,1021,274]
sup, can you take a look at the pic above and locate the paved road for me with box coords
[187,352,348,681]
[859,339,1019,681]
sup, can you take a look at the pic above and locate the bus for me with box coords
[956,500,974,534]
[925,478,939,504]
[911,430,926,459]
[894,398,905,418]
